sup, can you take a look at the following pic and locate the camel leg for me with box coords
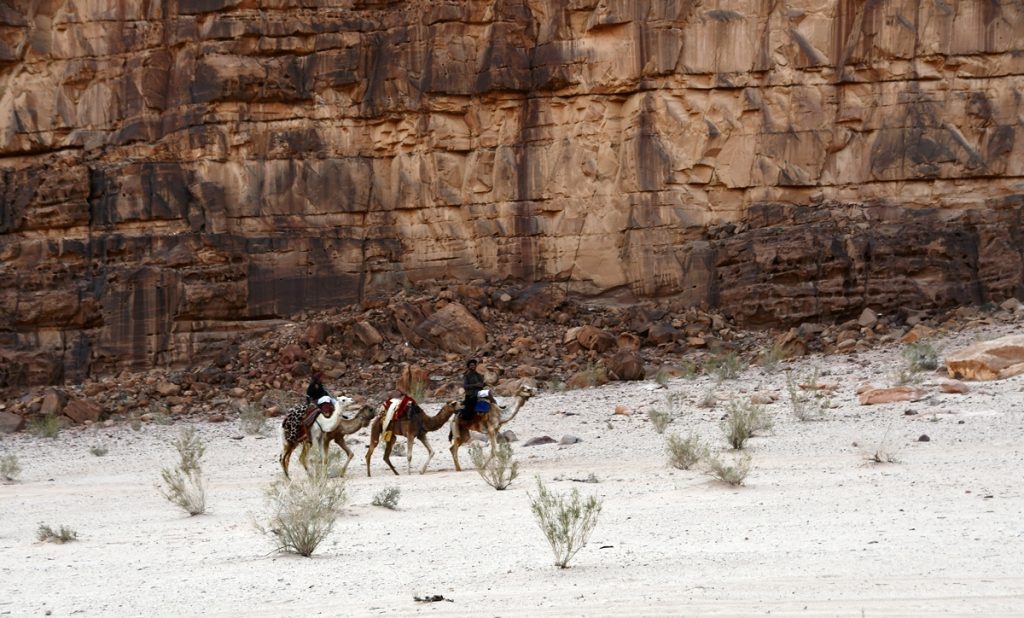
[450,437,463,472]
[366,422,381,477]
[334,436,354,477]
[418,434,434,474]
[406,433,415,475]
[298,442,312,475]
[488,428,499,459]
[382,438,399,476]
[280,441,297,479]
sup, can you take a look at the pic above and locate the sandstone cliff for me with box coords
[1,0,1023,385]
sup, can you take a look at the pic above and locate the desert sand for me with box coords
[2,323,1023,617]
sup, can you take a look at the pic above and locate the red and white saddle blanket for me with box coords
[381,396,415,434]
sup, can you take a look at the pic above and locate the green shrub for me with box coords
[30,414,61,439]
[647,408,671,434]
[529,478,603,569]
[257,456,347,557]
[904,341,939,372]
[238,402,266,435]
[469,442,520,490]
[1,454,20,481]
[37,524,78,543]
[722,400,773,449]
[89,445,109,457]
[666,433,708,470]
[706,352,747,381]
[786,370,830,421]
[159,428,207,516]
[704,452,752,486]
[372,486,401,509]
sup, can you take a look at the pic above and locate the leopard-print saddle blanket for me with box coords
[281,404,319,445]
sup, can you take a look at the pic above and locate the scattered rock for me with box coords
[156,382,180,397]
[351,321,383,348]
[40,389,66,417]
[207,413,226,423]
[613,404,631,416]
[524,436,557,447]
[0,411,25,434]
[939,380,969,394]
[858,386,927,405]
[576,325,616,352]
[945,334,1024,380]
[750,393,777,405]
[900,324,936,344]
[413,302,486,354]
[918,434,931,442]
[858,307,878,328]
[229,387,246,398]
[63,399,103,424]
[559,434,582,445]
[499,429,517,443]
[607,349,645,381]
[1001,298,1022,313]
[647,322,681,345]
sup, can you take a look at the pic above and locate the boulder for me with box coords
[559,434,582,445]
[0,411,25,434]
[510,284,566,320]
[63,399,103,424]
[858,386,927,405]
[576,326,615,352]
[523,436,556,447]
[156,382,181,397]
[351,321,383,348]
[413,303,486,354]
[40,389,66,417]
[858,307,878,328]
[900,324,936,344]
[616,332,641,351]
[945,334,1024,380]
[607,349,645,381]
[613,404,631,416]
[647,322,681,345]
[939,380,969,394]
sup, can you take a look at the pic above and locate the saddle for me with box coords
[297,401,334,442]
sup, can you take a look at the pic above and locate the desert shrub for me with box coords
[722,400,773,449]
[903,341,939,372]
[159,427,207,516]
[89,444,109,457]
[407,376,430,403]
[372,486,401,509]
[786,370,830,421]
[1,454,20,481]
[697,386,718,409]
[469,442,520,490]
[666,433,708,470]
[704,452,752,486]
[654,368,670,387]
[528,477,603,569]
[37,524,78,543]
[238,402,266,435]
[759,343,786,372]
[129,413,142,432]
[647,408,671,434]
[864,426,902,464]
[706,352,747,381]
[677,359,699,379]
[30,414,61,439]
[257,457,347,557]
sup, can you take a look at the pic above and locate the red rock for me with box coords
[63,399,103,424]
[0,411,25,434]
[613,404,631,416]
[156,382,180,397]
[858,386,927,405]
[207,413,226,423]
[945,334,1024,381]
[576,326,615,352]
[939,380,969,394]
[647,322,681,345]
[40,389,66,417]
[607,349,645,381]
[412,303,486,354]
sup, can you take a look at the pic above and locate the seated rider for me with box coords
[306,370,329,407]
[461,358,485,421]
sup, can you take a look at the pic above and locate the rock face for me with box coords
[1,1,1023,384]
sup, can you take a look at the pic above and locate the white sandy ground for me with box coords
[2,324,1023,617]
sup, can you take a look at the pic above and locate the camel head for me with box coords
[515,383,536,400]
[354,405,376,425]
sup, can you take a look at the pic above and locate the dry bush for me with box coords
[372,486,401,509]
[647,408,671,434]
[529,477,603,569]
[654,369,670,387]
[469,442,520,490]
[1,454,20,481]
[238,401,266,435]
[666,433,708,470]
[863,427,902,464]
[407,376,430,403]
[677,359,699,379]
[257,457,347,557]
[904,340,939,372]
[30,414,61,439]
[697,386,718,409]
[89,444,109,457]
[722,400,773,449]
[37,524,78,543]
[759,343,786,373]
[786,370,830,421]
[704,452,752,486]
[159,428,207,516]
[707,352,747,381]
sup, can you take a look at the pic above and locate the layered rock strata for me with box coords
[1,0,1023,384]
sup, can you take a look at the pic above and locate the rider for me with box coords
[306,370,329,407]
[461,358,485,421]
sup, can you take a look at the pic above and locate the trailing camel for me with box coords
[308,404,377,476]
[279,395,362,479]
[365,399,459,476]
[449,383,535,472]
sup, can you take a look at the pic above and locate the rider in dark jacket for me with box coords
[306,371,328,406]
[461,359,485,420]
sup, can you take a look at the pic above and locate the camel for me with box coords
[308,404,377,476]
[365,399,459,476]
[449,383,535,472]
[279,395,361,479]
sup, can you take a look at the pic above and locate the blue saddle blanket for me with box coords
[474,400,491,413]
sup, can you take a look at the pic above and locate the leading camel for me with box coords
[365,399,459,476]
[449,383,535,471]
[279,396,362,479]
[309,404,377,476]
